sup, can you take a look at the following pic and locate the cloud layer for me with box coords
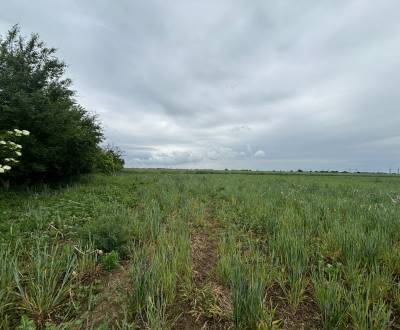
[1,0,400,171]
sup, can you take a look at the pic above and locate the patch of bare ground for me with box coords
[88,261,131,329]
[266,282,322,330]
[174,212,232,330]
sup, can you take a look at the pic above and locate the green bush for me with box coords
[101,251,119,271]
[96,145,125,175]
[84,215,130,258]
[0,25,103,182]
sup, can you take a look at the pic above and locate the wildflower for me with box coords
[0,140,6,145]
[3,165,11,171]
[0,168,4,173]
[15,151,22,156]
[22,130,30,136]
[8,142,22,149]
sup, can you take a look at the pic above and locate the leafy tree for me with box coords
[96,145,125,175]
[0,25,103,182]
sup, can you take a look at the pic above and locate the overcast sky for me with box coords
[1,1,400,171]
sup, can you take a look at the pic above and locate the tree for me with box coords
[0,25,103,182]
[96,145,125,175]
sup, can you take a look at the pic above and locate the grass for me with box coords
[0,169,400,328]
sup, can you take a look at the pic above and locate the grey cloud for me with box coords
[1,0,400,171]
[254,150,266,158]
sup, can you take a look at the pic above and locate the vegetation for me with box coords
[95,145,125,175]
[1,170,400,329]
[0,129,30,187]
[0,26,121,183]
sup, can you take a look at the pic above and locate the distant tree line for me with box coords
[0,25,124,185]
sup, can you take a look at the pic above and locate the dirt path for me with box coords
[191,223,219,286]
[89,262,131,329]
[174,209,231,330]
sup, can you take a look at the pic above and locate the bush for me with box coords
[101,251,119,271]
[96,145,125,175]
[0,129,30,187]
[84,216,130,258]
[0,25,104,182]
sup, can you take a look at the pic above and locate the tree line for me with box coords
[0,25,124,186]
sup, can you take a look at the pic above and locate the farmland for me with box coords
[1,170,400,329]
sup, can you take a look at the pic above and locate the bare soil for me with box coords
[174,213,231,330]
[89,262,131,329]
[266,282,322,330]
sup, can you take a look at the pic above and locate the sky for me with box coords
[1,0,400,171]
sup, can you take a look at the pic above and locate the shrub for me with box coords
[0,25,103,182]
[0,129,29,187]
[84,215,130,258]
[101,251,119,271]
[96,145,125,175]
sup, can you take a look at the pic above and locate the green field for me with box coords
[1,170,400,329]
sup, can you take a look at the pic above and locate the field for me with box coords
[1,170,400,329]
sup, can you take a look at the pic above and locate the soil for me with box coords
[173,212,231,330]
[89,262,131,329]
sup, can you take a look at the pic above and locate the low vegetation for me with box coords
[1,170,400,329]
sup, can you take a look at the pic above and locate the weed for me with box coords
[14,243,76,326]
[101,250,119,271]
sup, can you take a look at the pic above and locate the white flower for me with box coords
[0,168,4,173]
[22,130,30,136]
[0,140,6,145]
[15,151,22,156]
[3,165,11,171]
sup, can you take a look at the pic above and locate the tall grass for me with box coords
[14,243,76,326]
[129,214,192,328]
[2,170,400,327]
[0,244,17,328]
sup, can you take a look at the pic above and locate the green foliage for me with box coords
[0,25,103,181]
[313,270,347,329]
[0,129,29,170]
[100,250,119,271]
[14,243,76,327]
[230,256,268,329]
[96,145,125,175]
[129,213,191,329]
[83,213,131,258]
[1,170,400,328]
[16,315,36,330]
[0,244,17,328]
